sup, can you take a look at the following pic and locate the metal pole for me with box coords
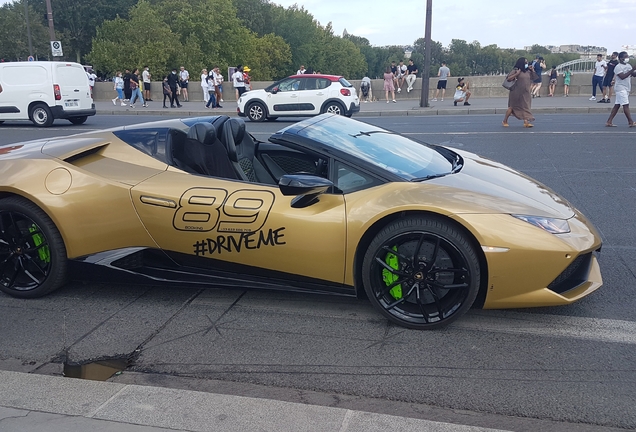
[23,0,34,57]
[419,0,432,107]
[44,0,56,43]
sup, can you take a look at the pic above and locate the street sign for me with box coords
[27,56,34,61]
[50,41,63,57]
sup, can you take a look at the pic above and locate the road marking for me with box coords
[403,131,636,135]
[458,310,636,344]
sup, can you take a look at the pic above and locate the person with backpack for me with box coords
[360,76,371,103]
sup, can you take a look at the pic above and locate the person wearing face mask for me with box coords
[112,71,126,106]
[605,51,636,127]
[167,68,182,108]
[502,57,539,128]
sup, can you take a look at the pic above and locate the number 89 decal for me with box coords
[173,188,275,233]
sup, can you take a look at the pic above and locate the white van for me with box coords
[0,61,96,127]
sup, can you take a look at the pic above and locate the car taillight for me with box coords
[340,88,351,96]
[53,84,61,100]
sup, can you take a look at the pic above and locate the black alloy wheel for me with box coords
[362,216,480,329]
[0,197,67,298]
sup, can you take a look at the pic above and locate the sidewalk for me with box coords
[94,95,615,118]
[0,370,506,432]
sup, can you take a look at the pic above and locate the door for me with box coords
[130,170,347,284]
[54,64,92,111]
[302,77,331,114]
[0,65,49,121]
[265,77,305,115]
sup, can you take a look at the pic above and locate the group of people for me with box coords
[382,59,419,103]
[502,52,635,128]
[430,62,471,106]
[200,66,225,109]
[112,66,191,108]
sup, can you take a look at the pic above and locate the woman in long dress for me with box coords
[503,57,539,128]
[383,67,396,103]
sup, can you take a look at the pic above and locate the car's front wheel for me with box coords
[0,197,67,298]
[247,102,267,122]
[362,216,480,329]
[29,104,54,127]
[323,102,345,116]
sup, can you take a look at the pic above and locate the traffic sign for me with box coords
[27,56,34,61]
[50,41,63,57]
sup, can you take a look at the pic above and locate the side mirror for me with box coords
[271,87,279,94]
[279,174,333,208]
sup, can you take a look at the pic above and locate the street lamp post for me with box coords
[419,0,432,107]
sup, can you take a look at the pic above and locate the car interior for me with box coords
[114,116,327,186]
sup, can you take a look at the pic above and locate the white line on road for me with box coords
[459,310,636,344]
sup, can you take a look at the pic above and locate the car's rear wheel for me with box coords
[0,197,67,298]
[323,102,345,116]
[362,216,480,329]
[247,102,266,122]
[29,104,54,127]
[68,116,87,125]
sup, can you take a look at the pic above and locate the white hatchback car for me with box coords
[238,74,359,122]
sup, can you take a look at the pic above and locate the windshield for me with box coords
[294,116,454,180]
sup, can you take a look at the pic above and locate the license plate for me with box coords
[64,100,79,107]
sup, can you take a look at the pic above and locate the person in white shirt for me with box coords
[605,52,635,127]
[200,68,209,104]
[232,65,246,100]
[179,66,190,101]
[297,65,306,74]
[142,66,152,101]
[590,54,606,101]
[213,67,224,104]
[112,71,126,106]
[396,60,407,93]
[86,69,97,97]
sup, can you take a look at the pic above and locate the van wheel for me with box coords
[30,104,54,127]
[68,116,87,125]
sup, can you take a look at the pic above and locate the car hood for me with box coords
[430,148,575,219]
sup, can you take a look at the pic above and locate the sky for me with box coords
[1,0,634,52]
[271,0,636,52]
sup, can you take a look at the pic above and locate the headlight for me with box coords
[512,215,570,234]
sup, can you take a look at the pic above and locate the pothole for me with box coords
[63,358,128,381]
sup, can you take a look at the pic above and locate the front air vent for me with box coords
[547,253,592,294]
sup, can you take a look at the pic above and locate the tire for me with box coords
[29,104,54,127]
[0,197,67,298]
[68,116,87,125]
[247,102,266,122]
[323,102,344,116]
[362,216,480,329]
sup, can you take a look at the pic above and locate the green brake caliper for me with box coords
[29,224,50,263]
[382,246,402,300]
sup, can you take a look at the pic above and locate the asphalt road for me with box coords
[1,114,635,431]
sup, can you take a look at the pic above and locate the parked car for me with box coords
[0,61,96,127]
[0,114,602,329]
[237,74,359,122]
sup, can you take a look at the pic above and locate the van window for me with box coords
[56,65,89,86]
[2,66,48,86]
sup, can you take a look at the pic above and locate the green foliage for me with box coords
[0,1,50,61]
[86,0,182,77]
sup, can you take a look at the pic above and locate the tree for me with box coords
[30,0,138,63]
[86,1,184,78]
[0,1,50,61]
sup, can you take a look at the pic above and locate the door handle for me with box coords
[74,89,80,92]
[140,196,177,208]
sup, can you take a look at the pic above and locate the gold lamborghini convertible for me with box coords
[0,114,602,329]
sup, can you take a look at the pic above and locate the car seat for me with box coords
[220,118,277,184]
[173,122,238,179]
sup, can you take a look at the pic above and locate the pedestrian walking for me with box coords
[167,68,182,108]
[142,66,152,101]
[162,76,171,108]
[179,66,190,101]
[531,56,545,98]
[129,68,147,108]
[502,57,538,128]
[112,71,126,106]
[123,69,132,101]
[600,52,619,103]
[590,54,606,101]
[605,51,635,127]
[548,66,558,96]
